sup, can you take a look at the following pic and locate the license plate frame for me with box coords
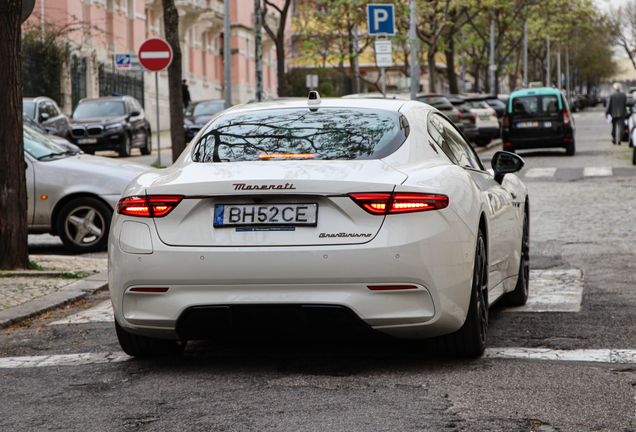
[214,203,318,227]
[78,138,98,144]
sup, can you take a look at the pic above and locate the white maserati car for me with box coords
[108,93,529,358]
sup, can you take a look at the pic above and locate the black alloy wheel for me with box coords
[118,133,132,157]
[506,211,529,306]
[140,130,152,155]
[115,320,187,357]
[434,229,489,357]
[56,197,112,253]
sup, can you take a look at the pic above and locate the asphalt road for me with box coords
[7,106,636,431]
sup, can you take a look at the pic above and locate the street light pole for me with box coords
[523,3,528,88]
[224,0,232,109]
[489,17,495,94]
[254,0,262,102]
[410,0,418,100]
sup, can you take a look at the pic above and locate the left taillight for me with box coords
[117,195,184,218]
[349,192,449,215]
[562,108,571,125]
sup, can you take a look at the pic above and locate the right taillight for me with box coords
[562,108,571,125]
[117,195,183,218]
[349,192,449,215]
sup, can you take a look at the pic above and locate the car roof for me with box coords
[23,96,54,103]
[220,97,413,116]
[78,96,129,103]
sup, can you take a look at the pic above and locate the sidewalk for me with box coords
[0,138,501,329]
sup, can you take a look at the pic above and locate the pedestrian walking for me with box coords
[182,79,191,111]
[606,82,627,145]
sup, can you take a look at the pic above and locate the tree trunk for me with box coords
[276,38,287,97]
[445,30,458,95]
[428,49,437,93]
[162,0,186,164]
[0,0,29,270]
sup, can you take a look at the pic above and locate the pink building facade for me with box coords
[24,0,288,132]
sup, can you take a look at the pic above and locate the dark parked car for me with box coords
[184,99,225,142]
[445,95,478,142]
[501,87,575,155]
[484,96,506,119]
[23,96,72,140]
[70,96,151,157]
[417,94,465,133]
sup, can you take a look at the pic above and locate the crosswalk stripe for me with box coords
[525,167,557,178]
[502,269,583,313]
[2,348,636,368]
[583,166,612,177]
[484,348,636,364]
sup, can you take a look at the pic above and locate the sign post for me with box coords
[367,5,395,97]
[138,38,173,168]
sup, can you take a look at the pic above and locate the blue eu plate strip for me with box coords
[214,205,224,225]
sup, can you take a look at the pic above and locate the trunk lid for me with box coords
[149,160,407,247]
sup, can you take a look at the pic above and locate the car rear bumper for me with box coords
[73,132,126,152]
[502,131,574,150]
[108,211,476,341]
[476,126,500,139]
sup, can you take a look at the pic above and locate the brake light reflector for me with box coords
[129,287,169,293]
[457,111,462,120]
[349,192,449,215]
[117,195,183,218]
[368,285,418,291]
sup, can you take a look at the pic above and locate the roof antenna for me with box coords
[308,91,321,105]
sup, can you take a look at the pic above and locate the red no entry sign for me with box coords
[138,38,173,72]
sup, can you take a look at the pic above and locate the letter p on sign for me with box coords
[367,4,395,35]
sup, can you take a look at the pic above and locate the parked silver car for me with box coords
[24,125,150,253]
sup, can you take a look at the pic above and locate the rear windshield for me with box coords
[465,100,490,109]
[191,108,409,162]
[512,95,560,118]
[418,97,454,110]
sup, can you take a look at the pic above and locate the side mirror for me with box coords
[491,151,524,184]
[130,110,141,117]
[40,112,50,121]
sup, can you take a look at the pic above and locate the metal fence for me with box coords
[98,63,145,107]
[70,55,87,109]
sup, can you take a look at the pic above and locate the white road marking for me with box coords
[525,167,557,178]
[583,166,612,177]
[2,348,636,368]
[484,348,636,364]
[0,352,130,368]
[49,301,114,325]
[502,269,584,313]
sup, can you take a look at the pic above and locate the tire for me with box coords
[434,229,488,357]
[56,197,112,254]
[505,211,529,306]
[118,133,132,157]
[140,130,152,155]
[115,319,186,357]
[565,140,575,156]
[475,138,491,147]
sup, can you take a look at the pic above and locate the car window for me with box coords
[429,114,481,170]
[72,101,126,118]
[126,99,136,113]
[189,102,225,117]
[512,95,560,118]
[428,114,457,164]
[192,108,409,162]
[23,102,36,119]
[418,97,454,110]
[49,102,61,116]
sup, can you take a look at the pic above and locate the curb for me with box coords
[0,271,109,329]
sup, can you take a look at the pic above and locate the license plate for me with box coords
[78,138,98,144]
[516,121,539,128]
[214,203,318,227]
[480,116,492,121]
[543,122,552,127]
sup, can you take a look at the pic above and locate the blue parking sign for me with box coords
[115,53,131,69]
[367,4,395,35]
